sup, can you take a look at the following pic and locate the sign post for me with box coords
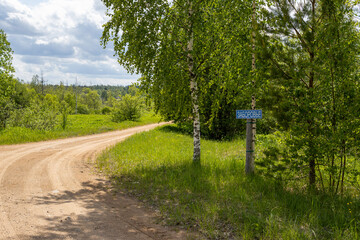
[236,110,262,174]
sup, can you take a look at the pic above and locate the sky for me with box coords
[0,0,139,86]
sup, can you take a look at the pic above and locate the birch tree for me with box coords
[101,0,252,164]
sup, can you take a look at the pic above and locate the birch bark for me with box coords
[187,2,201,164]
[245,0,256,174]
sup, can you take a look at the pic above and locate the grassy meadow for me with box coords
[97,125,360,239]
[0,112,161,145]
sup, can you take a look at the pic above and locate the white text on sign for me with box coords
[236,110,262,119]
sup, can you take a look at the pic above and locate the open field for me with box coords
[98,125,360,240]
[0,112,161,145]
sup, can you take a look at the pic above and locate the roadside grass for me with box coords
[0,111,161,145]
[97,125,360,239]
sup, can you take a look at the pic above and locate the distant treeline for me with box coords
[29,74,132,100]
[1,76,145,131]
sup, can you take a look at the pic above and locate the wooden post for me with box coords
[245,119,255,174]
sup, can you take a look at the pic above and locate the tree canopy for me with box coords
[101,0,254,163]
[101,0,360,189]
[0,29,16,129]
[258,0,360,189]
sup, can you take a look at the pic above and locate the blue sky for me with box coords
[0,0,139,85]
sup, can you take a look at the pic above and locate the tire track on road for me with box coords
[0,123,191,240]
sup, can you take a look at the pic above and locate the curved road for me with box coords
[0,123,188,240]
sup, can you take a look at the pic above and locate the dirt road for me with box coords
[0,123,189,240]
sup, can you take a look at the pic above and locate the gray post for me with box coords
[245,119,255,174]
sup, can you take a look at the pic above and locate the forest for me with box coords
[1,0,360,238]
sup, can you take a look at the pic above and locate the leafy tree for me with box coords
[101,0,253,164]
[30,75,41,94]
[101,0,202,163]
[105,95,117,108]
[0,29,15,129]
[112,94,142,122]
[259,0,360,190]
[195,1,253,140]
[0,74,15,129]
[60,100,71,130]
[101,106,112,115]
[13,79,31,108]
[79,88,101,113]
[64,92,76,113]
[8,98,58,131]
[100,89,108,103]
[0,29,14,74]
[43,93,59,111]
[128,85,138,97]
[77,104,90,114]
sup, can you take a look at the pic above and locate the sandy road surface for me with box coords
[0,123,189,240]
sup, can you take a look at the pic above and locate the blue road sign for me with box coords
[236,110,262,119]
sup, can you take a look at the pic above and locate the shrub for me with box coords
[8,102,58,131]
[60,100,71,130]
[101,106,112,115]
[77,104,89,114]
[111,94,142,122]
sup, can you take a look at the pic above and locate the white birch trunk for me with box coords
[245,0,256,174]
[191,76,201,164]
[187,2,200,164]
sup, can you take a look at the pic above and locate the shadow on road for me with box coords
[17,180,183,240]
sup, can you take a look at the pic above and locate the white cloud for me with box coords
[35,39,49,45]
[0,0,138,85]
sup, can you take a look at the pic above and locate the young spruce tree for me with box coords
[259,0,359,190]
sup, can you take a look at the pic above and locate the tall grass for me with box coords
[98,125,360,239]
[0,112,161,145]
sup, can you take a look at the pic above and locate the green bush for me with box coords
[101,106,112,115]
[77,104,89,114]
[111,94,142,122]
[8,103,58,131]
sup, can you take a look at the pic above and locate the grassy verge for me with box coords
[97,125,359,239]
[0,111,161,145]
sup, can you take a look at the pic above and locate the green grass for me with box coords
[97,125,360,239]
[0,112,162,145]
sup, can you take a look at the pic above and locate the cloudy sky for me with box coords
[0,0,139,86]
